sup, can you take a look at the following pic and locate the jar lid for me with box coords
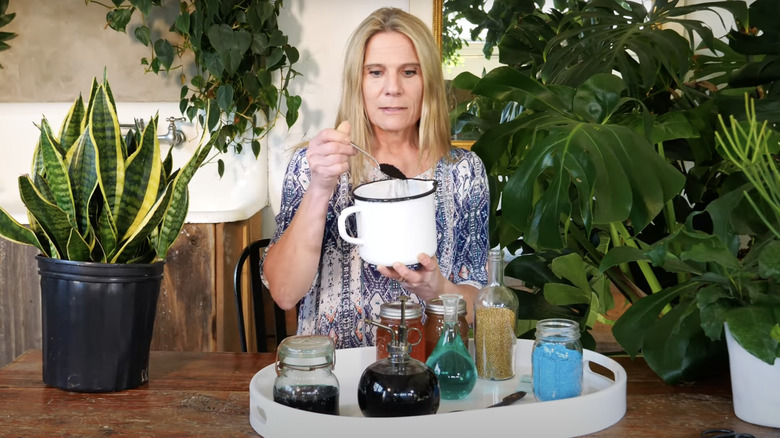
[380,301,423,319]
[276,335,335,369]
[535,318,581,340]
[425,297,467,316]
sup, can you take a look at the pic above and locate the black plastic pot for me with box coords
[37,256,165,392]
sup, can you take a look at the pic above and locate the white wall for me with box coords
[0,0,437,235]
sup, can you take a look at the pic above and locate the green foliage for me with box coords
[447,0,780,383]
[0,0,16,68]
[87,0,302,174]
[0,74,213,263]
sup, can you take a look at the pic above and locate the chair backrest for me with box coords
[233,238,290,352]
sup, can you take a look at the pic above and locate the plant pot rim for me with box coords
[35,254,165,268]
[36,255,165,282]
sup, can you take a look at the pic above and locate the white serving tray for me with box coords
[249,339,626,438]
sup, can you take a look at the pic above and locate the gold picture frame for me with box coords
[433,0,473,150]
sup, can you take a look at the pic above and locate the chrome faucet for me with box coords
[121,116,186,148]
[157,117,186,147]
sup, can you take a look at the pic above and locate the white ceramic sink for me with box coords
[0,102,268,224]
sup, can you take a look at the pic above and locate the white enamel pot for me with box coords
[337,178,437,266]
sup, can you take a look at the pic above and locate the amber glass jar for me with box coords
[424,297,468,360]
[375,301,425,362]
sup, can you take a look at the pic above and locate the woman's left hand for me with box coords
[377,253,444,301]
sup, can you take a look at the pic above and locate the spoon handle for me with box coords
[350,142,380,168]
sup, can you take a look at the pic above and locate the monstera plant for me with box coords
[447,0,780,381]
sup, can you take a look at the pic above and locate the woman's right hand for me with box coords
[306,121,356,192]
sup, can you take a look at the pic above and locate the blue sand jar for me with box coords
[532,318,583,401]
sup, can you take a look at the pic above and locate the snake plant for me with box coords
[0,74,212,264]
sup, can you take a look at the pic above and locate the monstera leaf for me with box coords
[469,68,685,250]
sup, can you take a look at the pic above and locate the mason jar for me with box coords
[532,318,583,401]
[273,335,340,415]
[376,301,425,362]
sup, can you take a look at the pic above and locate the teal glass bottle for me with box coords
[425,294,477,400]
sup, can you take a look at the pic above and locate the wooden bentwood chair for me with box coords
[233,239,290,352]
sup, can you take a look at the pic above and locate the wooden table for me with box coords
[1,350,778,437]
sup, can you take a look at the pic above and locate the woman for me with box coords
[263,7,489,349]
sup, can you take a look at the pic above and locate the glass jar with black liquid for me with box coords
[273,335,340,415]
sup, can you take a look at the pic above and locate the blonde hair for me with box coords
[336,7,451,185]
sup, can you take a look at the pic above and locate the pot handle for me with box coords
[337,205,363,245]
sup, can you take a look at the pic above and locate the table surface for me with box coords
[0,350,778,437]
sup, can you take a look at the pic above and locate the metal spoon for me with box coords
[350,142,407,179]
[487,390,527,408]
[448,390,527,413]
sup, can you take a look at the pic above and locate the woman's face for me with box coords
[361,31,423,137]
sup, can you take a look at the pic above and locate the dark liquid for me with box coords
[273,385,340,415]
[357,368,440,417]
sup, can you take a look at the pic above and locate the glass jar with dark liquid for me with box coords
[273,335,340,415]
[358,296,440,417]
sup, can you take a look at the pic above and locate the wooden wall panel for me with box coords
[151,223,216,352]
[0,242,40,368]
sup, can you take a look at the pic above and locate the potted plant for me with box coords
[604,96,780,427]
[0,72,213,392]
[86,0,302,175]
[444,0,780,371]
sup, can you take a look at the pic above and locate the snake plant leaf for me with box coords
[84,78,99,128]
[89,79,125,216]
[68,129,99,235]
[94,200,116,263]
[154,135,213,258]
[116,115,162,240]
[18,176,74,259]
[58,95,86,153]
[111,183,173,264]
[37,118,77,225]
[65,228,91,261]
[0,207,45,253]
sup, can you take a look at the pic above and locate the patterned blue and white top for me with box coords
[264,146,489,349]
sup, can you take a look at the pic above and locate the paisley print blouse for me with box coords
[263,147,489,349]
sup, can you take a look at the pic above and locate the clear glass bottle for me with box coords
[474,248,519,380]
[358,296,440,417]
[532,318,583,401]
[425,294,477,400]
[424,296,469,360]
[273,335,340,415]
